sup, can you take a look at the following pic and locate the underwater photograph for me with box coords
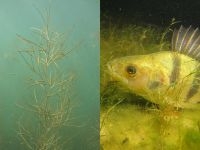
[0,0,99,149]
[100,0,200,149]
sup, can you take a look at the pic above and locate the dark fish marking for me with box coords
[186,83,199,100]
[121,137,129,144]
[170,55,181,84]
[148,81,160,89]
[186,66,200,100]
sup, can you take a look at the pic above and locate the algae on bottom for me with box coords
[100,104,200,150]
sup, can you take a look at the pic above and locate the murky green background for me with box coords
[0,0,99,149]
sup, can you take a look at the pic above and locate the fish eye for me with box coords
[126,65,136,75]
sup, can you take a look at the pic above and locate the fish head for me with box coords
[107,55,154,94]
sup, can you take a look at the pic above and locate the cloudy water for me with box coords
[0,0,99,149]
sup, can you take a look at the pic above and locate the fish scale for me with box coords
[107,26,200,108]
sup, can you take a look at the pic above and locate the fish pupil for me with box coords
[126,65,136,75]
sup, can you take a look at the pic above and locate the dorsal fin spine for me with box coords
[188,30,200,55]
[180,26,191,52]
[172,29,177,51]
[172,25,200,60]
[176,26,183,52]
[186,28,199,54]
[185,26,197,53]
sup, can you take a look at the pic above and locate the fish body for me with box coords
[107,26,200,107]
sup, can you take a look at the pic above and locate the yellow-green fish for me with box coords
[107,26,200,108]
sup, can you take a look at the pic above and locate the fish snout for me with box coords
[107,62,113,73]
[108,60,125,72]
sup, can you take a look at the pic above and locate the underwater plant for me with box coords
[17,9,74,150]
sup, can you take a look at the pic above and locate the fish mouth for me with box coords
[106,62,113,72]
[106,62,118,81]
[106,62,115,74]
[106,62,128,84]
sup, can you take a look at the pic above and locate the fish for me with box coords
[107,25,200,108]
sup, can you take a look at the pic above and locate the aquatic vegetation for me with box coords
[85,119,100,150]
[101,22,200,149]
[17,9,74,150]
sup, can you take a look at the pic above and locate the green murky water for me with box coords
[0,0,99,149]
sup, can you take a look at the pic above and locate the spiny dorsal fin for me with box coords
[172,25,200,60]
